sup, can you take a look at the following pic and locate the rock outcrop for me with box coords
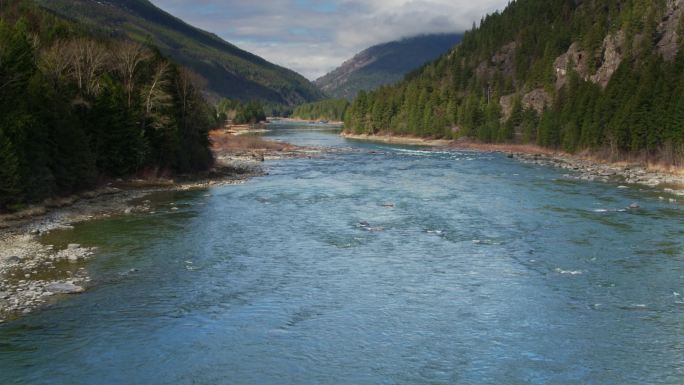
[499,94,516,120]
[590,32,626,88]
[553,42,591,89]
[499,89,550,119]
[491,42,517,78]
[477,41,517,81]
[522,89,552,114]
[657,0,684,61]
[553,31,625,90]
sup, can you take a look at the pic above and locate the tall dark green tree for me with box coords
[0,2,215,211]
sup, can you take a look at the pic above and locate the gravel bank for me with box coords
[512,153,684,197]
[0,160,264,321]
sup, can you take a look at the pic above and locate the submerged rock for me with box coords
[46,282,85,294]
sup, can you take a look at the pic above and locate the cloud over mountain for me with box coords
[150,0,508,79]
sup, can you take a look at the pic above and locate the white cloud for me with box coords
[150,0,509,79]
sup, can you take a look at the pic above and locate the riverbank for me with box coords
[448,139,684,191]
[0,132,321,321]
[341,132,452,146]
[277,117,344,126]
[0,161,261,321]
[224,123,270,136]
[342,132,684,194]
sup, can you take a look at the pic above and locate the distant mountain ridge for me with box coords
[315,34,463,99]
[36,0,324,105]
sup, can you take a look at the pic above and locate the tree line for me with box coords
[345,0,684,163]
[0,2,214,212]
[215,99,267,125]
[292,98,349,121]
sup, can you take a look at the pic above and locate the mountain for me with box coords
[315,34,462,99]
[345,0,684,163]
[0,1,215,210]
[35,0,324,105]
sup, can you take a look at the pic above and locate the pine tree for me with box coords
[0,128,21,210]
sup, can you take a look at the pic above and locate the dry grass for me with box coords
[210,130,293,155]
[342,132,453,146]
[577,149,684,176]
[452,138,684,175]
[449,138,565,156]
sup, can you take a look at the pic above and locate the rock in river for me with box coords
[46,282,85,294]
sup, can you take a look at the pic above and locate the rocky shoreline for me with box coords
[341,132,684,195]
[5,130,683,321]
[0,159,266,322]
[511,152,684,198]
[450,140,684,193]
[0,131,332,322]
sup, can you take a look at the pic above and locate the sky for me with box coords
[149,0,509,80]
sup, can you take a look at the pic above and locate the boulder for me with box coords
[46,282,85,294]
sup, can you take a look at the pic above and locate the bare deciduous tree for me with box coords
[142,61,172,129]
[175,67,204,126]
[114,41,153,107]
[65,38,109,97]
[38,40,71,86]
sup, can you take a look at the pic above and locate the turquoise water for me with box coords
[2,125,684,384]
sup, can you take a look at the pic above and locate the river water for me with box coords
[2,125,684,384]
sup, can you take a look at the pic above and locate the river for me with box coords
[2,124,684,384]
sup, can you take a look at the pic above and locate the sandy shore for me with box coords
[342,132,684,194]
[0,132,323,322]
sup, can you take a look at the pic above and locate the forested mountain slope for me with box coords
[345,0,684,163]
[36,0,324,105]
[315,34,462,100]
[0,1,214,211]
